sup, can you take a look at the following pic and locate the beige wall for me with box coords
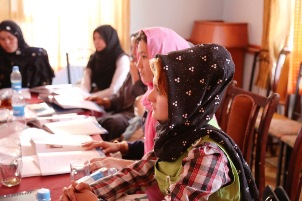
[130,0,264,90]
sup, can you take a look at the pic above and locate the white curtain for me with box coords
[0,0,130,71]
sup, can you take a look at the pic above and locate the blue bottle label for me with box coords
[13,105,25,116]
[90,171,105,181]
[11,82,22,91]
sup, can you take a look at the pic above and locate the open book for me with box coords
[43,116,108,135]
[51,87,104,112]
[30,85,104,112]
[20,128,104,177]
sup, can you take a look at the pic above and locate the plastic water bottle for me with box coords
[36,188,51,201]
[10,66,22,91]
[77,167,117,184]
[11,90,26,124]
[10,66,26,125]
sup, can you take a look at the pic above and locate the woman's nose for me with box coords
[136,58,142,69]
[147,89,155,102]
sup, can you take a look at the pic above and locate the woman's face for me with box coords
[136,40,153,84]
[93,32,106,52]
[148,77,168,122]
[0,31,18,53]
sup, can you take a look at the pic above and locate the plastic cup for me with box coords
[70,159,90,181]
[0,156,22,187]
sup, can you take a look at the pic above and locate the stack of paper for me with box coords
[30,85,104,112]
[29,84,72,95]
[26,102,55,117]
[20,128,105,177]
[49,86,104,112]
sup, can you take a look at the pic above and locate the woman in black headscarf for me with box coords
[61,44,259,201]
[81,25,129,98]
[0,20,54,89]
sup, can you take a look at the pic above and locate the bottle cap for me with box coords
[37,188,51,200]
[12,66,19,71]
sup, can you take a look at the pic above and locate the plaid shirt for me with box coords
[91,141,231,201]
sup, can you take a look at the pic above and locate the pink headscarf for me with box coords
[139,27,190,201]
[140,27,190,153]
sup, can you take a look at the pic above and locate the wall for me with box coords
[130,0,224,39]
[130,0,264,90]
[223,0,263,90]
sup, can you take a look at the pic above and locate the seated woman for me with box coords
[81,24,129,98]
[61,44,259,201]
[85,32,146,141]
[0,20,54,88]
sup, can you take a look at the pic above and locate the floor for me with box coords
[265,156,278,188]
[264,148,302,201]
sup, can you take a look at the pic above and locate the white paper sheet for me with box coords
[43,117,107,135]
[19,127,105,177]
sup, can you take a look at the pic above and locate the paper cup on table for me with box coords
[0,156,22,187]
[70,159,90,181]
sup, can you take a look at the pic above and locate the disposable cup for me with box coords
[70,159,90,181]
[0,156,22,187]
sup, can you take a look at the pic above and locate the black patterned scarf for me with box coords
[154,44,259,200]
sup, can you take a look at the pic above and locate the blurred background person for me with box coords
[86,32,146,141]
[0,20,54,89]
[81,25,129,98]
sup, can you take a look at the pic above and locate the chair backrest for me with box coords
[271,48,291,94]
[66,48,93,84]
[217,92,255,162]
[291,62,302,121]
[216,81,280,198]
[284,127,302,201]
[268,48,291,116]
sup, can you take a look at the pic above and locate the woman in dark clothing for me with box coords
[0,20,54,89]
[81,25,129,98]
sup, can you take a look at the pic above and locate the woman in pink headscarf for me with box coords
[136,27,191,155]
[135,27,191,200]
[72,27,191,201]
[83,27,190,163]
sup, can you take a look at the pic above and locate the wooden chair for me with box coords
[216,80,280,199]
[271,62,302,186]
[265,48,291,156]
[283,127,302,201]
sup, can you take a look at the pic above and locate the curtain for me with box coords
[255,0,292,90]
[0,0,130,72]
[288,0,302,94]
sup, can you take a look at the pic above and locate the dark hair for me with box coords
[130,32,139,38]
[150,58,168,98]
[137,30,147,43]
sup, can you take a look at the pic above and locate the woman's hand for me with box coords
[85,96,105,106]
[82,141,121,154]
[86,96,111,108]
[61,181,97,201]
[90,157,134,171]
